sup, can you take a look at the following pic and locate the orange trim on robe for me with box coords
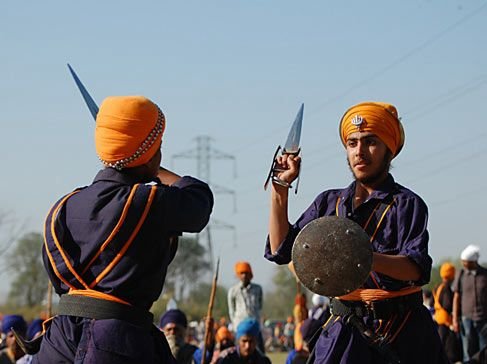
[82,184,140,275]
[44,184,157,307]
[338,286,421,302]
[89,185,157,288]
[68,289,131,305]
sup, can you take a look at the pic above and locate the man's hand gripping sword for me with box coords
[264,103,304,194]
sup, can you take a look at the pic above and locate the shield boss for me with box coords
[291,216,372,297]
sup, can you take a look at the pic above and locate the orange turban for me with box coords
[440,262,455,281]
[234,261,253,278]
[95,96,166,170]
[215,326,233,343]
[339,101,405,157]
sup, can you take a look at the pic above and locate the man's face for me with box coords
[238,271,252,285]
[238,335,256,358]
[346,132,391,185]
[462,260,477,271]
[162,322,185,340]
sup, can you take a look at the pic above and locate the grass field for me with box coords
[267,351,289,364]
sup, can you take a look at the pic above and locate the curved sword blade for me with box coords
[282,103,304,154]
[67,63,99,121]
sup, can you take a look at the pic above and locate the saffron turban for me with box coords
[95,96,166,170]
[159,309,188,329]
[2,314,27,335]
[215,326,234,343]
[234,261,253,278]
[339,101,405,157]
[236,318,260,339]
[440,262,455,281]
[461,244,480,262]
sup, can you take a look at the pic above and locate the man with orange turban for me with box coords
[35,96,213,363]
[433,263,462,362]
[210,326,235,363]
[227,261,264,352]
[265,102,448,363]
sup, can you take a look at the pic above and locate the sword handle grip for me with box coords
[264,146,301,193]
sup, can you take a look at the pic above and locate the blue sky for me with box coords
[2,0,487,296]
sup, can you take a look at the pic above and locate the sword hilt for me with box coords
[264,145,301,193]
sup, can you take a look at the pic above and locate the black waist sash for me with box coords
[57,294,154,329]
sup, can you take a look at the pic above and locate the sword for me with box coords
[264,103,304,194]
[67,63,99,121]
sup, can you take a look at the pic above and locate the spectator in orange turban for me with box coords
[234,261,253,279]
[440,262,455,281]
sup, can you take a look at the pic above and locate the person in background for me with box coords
[293,293,308,353]
[16,319,44,364]
[283,316,295,351]
[286,318,324,364]
[0,315,26,364]
[433,262,462,363]
[453,244,487,363]
[159,309,200,364]
[216,318,270,364]
[227,261,264,352]
[308,294,330,323]
[211,326,235,363]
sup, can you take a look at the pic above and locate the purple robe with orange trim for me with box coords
[265,174,448,363]
[35,168,213,364]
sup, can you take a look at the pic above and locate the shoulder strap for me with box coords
[44,184,157,295]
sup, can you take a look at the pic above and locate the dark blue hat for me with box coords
[27,318,43,340]
[159,309,188,329]
[2,314,27,335]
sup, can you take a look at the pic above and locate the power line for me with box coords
[171,136,237,269]
[403,76,487,122]
[309,2,487,117]
[228,2,487,156]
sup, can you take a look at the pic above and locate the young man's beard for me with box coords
[347,152,392,186]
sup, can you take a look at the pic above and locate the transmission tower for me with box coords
[171,135,236,269]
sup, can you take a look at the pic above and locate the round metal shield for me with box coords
[291,216,372,297]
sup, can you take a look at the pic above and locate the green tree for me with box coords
[179,283,229,321]
[6,232,48,307]
[165,235,211,300]
[0,210,24,259]
[263,265,300,320]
